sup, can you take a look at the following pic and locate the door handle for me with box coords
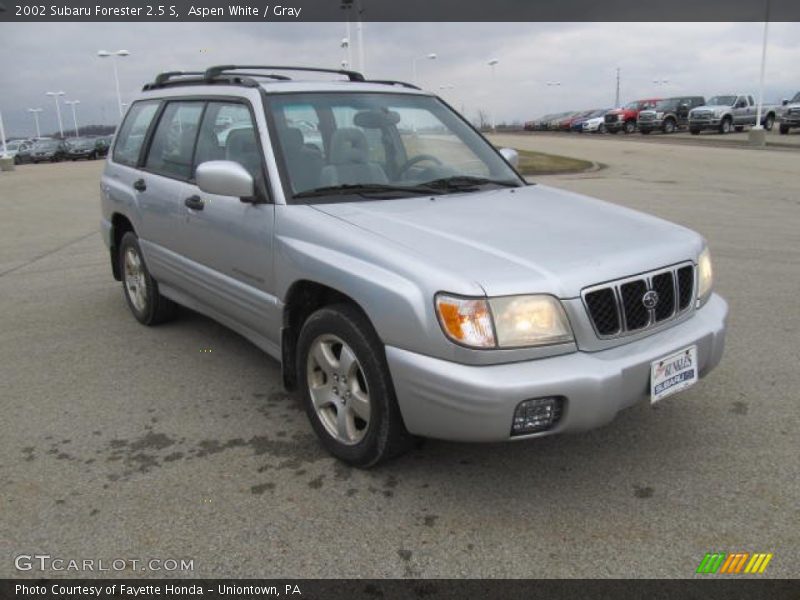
[133,178,146,192]
[184,195,205,211]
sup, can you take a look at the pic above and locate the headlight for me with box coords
[435,293,573,349]
[656,112,664,118]
[697,247,713,307]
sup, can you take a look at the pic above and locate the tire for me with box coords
[719,117,732,134]
[663,119,676,134]
[118,232,177,326]
[296,303,415,467]
[779,124,790,135]
[598,124,606,134]
[763,114,774,131]
[624,120,636,134]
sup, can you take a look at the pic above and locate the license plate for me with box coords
[650,345,698,404]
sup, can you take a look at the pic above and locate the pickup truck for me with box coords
[779,91,800,134]
[604,99,660,134]
[688,94,778,134]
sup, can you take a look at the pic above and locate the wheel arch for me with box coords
[110,213,135,281]
[281,280,372,391]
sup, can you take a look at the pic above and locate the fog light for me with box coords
[511,397,563,436]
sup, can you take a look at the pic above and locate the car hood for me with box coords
[311,185,702,298]
[586,117,604,125]
[692,104,728,113]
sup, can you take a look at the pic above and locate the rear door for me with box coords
[136,100,206,284]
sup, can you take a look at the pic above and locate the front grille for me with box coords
[583,263,695,339]
[639,112,655,121]
[604,114,619,124]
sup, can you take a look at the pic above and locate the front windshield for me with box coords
[707,96,736,106]
[267,92,522,201]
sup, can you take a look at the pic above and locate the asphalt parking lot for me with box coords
[1,136,798,579]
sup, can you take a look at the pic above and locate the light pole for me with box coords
[64,100,80,137]
[28,108,43,138]
[45,91,65,138]
[488,58,499,130]
[412,53,437,86]
[98,49,129,118]
[340,37,350,70]
[0,109,7,157]
[751,0,771,145]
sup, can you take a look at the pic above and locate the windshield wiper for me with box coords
[294,183,444,199]
[422,175,522,191]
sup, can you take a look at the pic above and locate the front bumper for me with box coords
[386,293,727,442]
[780,115,800,126]
[689,117,721,129]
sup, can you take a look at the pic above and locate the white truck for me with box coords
[688,94,778,134]
[779,91,800,135]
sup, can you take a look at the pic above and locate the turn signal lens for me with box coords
[435,294,495,348]
[697,247,714,306]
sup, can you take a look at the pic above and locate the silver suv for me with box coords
[100,65,728,466]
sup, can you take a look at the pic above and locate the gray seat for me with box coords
[320,128,388,187]
[225,127,262,180]
[280,126,323,193]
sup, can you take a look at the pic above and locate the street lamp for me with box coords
[546,81,561,87]
[28,108,43,138]
[340,36,352,70]
[64,100,81,138]
[98,49,130,118]
[412,53,437,86]
[45,91,65,138]
[488,58,499,130]
[653,79,670,86]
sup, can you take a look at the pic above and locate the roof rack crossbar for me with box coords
[143,74,262,91]
[204,65,366,82]
[368,80,421,90]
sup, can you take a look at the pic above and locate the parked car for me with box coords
[100,65,727,466]
[29,140,67,163]
[689,94,778,134]
[574,109,610,133]
[65,137,100,160]
[779,91,800,135]
[604,99,661,134]
[637,96,705,134]
[557,111,583,131]
[3,140,32,164]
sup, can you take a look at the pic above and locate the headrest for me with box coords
[328,128,369,165]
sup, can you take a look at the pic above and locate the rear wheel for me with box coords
[663,118,676,134]
[734,125,744,133]
[119,232,177,326]
[779,124,790,135]
[763,114,774,131]
[297,304,415,467]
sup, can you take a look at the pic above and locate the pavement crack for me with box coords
[0,230,98,277]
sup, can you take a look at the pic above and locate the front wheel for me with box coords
[119,232,177,326]
[624,120,636,134]
[763,114,774,131]
[720,118,732,134]
[297,304,415,467]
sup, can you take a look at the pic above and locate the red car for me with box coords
[604,99,660,134]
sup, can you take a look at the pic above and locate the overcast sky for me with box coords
[1,21,799,136]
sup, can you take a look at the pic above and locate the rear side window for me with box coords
[145,101,205,179]
[113,101,160,167]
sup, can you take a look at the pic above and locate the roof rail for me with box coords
[143,72,266,91]
[368,80,421,90]
[204,65,366,82]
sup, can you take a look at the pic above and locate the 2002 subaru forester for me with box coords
[100,65,728,466]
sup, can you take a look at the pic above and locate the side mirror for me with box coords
[196,160,255,200]
[782,99,789,106]
[498,147,519,168]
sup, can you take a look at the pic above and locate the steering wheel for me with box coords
[397,154,443,178]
